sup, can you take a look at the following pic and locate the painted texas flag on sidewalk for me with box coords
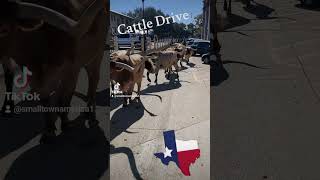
[154,130,200,176]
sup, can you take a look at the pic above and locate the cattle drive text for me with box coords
[117,13,190,34]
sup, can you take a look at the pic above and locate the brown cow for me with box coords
[110,50,150,107]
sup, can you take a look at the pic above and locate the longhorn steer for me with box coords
[146,51,179,84]
[167,43,189,66]
[0,0,108,143]
[110,51,148,107]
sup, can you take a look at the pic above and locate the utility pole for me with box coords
[142,0,146,53]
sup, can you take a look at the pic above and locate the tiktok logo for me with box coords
[13,67,32,89]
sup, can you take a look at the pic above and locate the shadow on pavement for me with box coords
[96,89,109,107]
[0,102,44,160]
[110,100,145,179]
[142,80,182,94]
[223,13,251,31]
[295,3,320,11]
[180,62,196,71]
[5,116,108,180]
[211,58,269,86]
[109,75,183,179]
[110,100,145,141]
[211,61,229,87]
[74,89,109,107]
[243,2,275,19]
[110,145,143,180]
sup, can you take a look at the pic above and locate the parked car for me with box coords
[190,40,210,56]
[202,52,215,64]
[186,38,201,46]
[117,33,141,49]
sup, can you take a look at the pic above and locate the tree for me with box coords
[193,14,203,38]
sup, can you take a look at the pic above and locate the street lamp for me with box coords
[142,0,146,52]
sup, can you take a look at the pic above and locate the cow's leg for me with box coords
[123,95,128,107]
[155,72,159,84]
[1,64,14,115]
[167,67,173,79]
[147,72,151,82]
[127,82,135,104]
[85,54,102,127]
[111,81,115,97]
[33,66,60,144]
[136,80,142,102]
[173,63,179,81]
[40,97,58,144]
[58,67,81,132]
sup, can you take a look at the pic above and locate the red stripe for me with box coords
[177,149,200,176]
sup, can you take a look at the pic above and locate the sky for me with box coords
[110,0,203,24]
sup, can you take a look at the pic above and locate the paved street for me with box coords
[0,53,109,180]
[110,56,210,179]
[213,0,320,179]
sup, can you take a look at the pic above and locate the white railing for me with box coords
[109,35,182,55]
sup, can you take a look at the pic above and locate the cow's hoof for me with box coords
[39,132,56,144]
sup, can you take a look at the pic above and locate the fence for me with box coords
[109,35,181,55]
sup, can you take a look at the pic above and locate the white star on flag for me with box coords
[163,146,172,158]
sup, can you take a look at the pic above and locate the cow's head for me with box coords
[0,0,81,35]
[0,0,80,60]
[110,54,136,93]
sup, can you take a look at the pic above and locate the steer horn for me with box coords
[10,0,103,37]
[17,20,44,32]
[111,61,135,72]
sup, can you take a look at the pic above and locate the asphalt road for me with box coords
[213,0,320,179]
[110,56,210,180]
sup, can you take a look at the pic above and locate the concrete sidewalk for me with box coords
[213,0,320,179]
[111,56,210,180]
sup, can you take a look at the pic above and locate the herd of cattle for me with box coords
[0,0,194,144]
[110,43,193,107]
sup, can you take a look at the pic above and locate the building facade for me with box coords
[110,10,134,35]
